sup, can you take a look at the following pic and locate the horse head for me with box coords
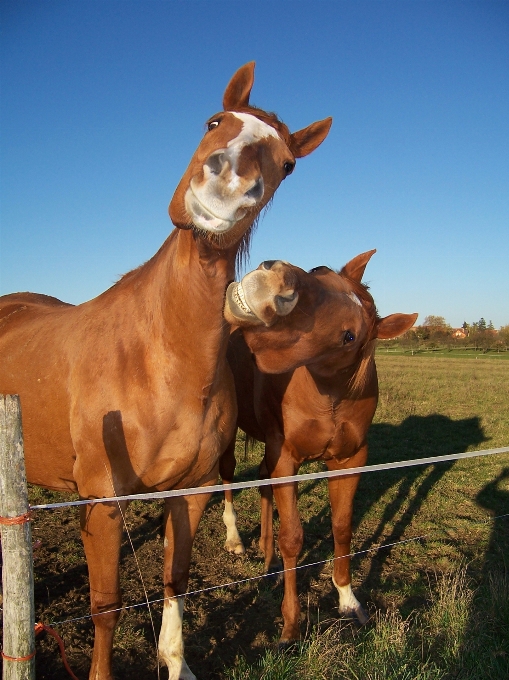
[169,62,332,248]
[224,250,418,376]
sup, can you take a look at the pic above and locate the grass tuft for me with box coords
[224,564,509,679]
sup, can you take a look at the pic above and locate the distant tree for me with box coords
[423,315,447,327]
[415,326,430,341]
[469,318,496,352]
[399,329,420,354]
[421,315,451,348]
[499,325,509,348]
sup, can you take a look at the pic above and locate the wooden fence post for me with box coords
[0,395,35,680]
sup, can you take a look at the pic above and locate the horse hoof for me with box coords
[278,639,300,653]
[339,604,369,626]
[224,541,245,555]
[265,559,283,574]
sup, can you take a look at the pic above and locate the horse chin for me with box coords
[185,189,242,235]
[224,282,264,326]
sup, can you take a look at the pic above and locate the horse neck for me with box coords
[111,228,237,364]
[301,362,357,400]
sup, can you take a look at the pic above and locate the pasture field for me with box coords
[375,347,509,360]
[3,356,508,679]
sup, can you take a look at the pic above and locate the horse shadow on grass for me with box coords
[452,467,509,677]
[353,413,487,604]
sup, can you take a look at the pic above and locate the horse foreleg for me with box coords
[219,436,245,555]
[326,451,369,625]
[268,446,302,643]
[159,489,212,680]
[80,501,127,680]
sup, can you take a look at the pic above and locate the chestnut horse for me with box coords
[221,251,417,641]
[0,63,331,680]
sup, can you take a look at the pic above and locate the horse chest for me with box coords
[285,396,359,463]
[140,373,236,488]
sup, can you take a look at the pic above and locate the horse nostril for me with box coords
[277,291,296,303]
[261,260,277,270]
[245,177,264,202]
[205,151,225,176]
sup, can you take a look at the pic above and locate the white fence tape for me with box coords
[30,446,509,511]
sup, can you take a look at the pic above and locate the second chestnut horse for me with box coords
[222,250,417,642]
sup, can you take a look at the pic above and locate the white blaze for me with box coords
[229,112,281,147]
[224,113,280,193]
[348,291,363,307]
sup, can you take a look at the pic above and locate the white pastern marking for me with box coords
[158,598,196,680]
[348,291,363,307]
[332,575,362,613]
[223,499,245,554]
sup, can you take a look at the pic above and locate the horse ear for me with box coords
[223,62,256,110]
[289,117,332,158]
[340,249,376,282]
[377,313,418,340]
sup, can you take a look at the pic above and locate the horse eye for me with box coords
[283,161,295,175]
[344,331,355,344]
[207,120,220,131]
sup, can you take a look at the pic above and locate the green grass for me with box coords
[224,567,509,680]
[376,348,509,360]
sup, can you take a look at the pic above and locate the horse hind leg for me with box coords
[222,493,246,555]
[258,454,281,573]
[219,436,245,555]
[259,483,282,573]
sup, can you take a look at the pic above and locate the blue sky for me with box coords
[1,1,508,328]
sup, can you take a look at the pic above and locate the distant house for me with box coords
[451,328,467,339]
